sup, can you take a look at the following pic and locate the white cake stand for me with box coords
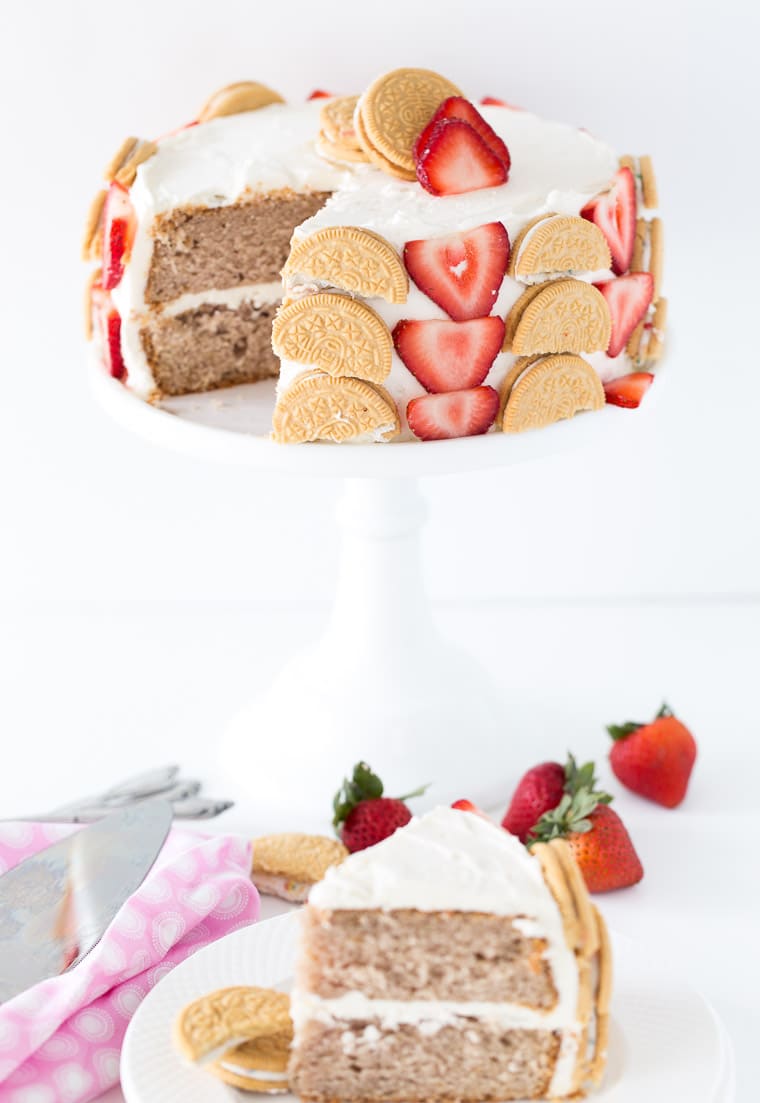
[91,364,662,825]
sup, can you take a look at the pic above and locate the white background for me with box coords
[0,2,758,1101]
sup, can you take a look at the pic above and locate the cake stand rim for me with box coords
[88,356,667,479]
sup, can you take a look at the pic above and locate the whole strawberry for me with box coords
[531,790,643,893]
[333,762,427,853]
[502,754,609,843]
[607,704,697,808]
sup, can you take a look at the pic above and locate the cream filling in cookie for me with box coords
[218,1063,289,1081]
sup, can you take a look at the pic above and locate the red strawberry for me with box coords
[564,805,644,893]
[451,799,490,819]
[502,754,610,843]
[596,273,654,357]
[91,284,126,380]
[333,762,427,853]
[603,372,654,408]
[502,762,565,842]
[101,181,136,291]
[403,222,510,322]
[607,704,697,808]
[581,166,636,275]
[480,96,523,110]
[307,89,333,100]
[415,97,511,176]
[531,792,643,893]
[416,120,508,197]
[393,316,504,392]
[407,386,499,440]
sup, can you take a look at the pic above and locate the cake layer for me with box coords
[140,301,279,394]
[299,908,556,1007]
[144,190,332,304]
[289,1020,560,1102]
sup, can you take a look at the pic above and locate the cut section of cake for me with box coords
[288,806,611,1101]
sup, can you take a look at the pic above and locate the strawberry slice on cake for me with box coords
[403,223,510,321]
[407,387,499,441]
[581,166,636,275]
[393,316,505,392]
[596,272,654,356]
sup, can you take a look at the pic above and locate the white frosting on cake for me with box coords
[296,807,588,1097]
[109,98,625,429]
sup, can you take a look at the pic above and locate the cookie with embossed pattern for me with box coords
[354,106,416,180]
[174,986,292,1064]
[272,293,393,383]
[500,353,604,433]
[199,81,285,123]
[210,1031,292,1093]
[272,371,399,444]
[320,95,362,147]
[509,214,611,282]
[251,832,347,903]
[357,68,462,175]
[505,280,611,355]
[316,131,370,164]
[283,227,408,303]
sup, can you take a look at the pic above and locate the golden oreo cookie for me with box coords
[320,95,361,147]
[272,371,399,444]
[622,154,659,210]
[175,986,292,1065]
[113,139,158,188]
[284,226,408,303]
[357,67,462,175]
[316,132,370,164]
[199,81,285,123]
[509,215,611,281]
[103,136,140,182]
[251,833,348,903]
[81,190,106,262]
[272,293,393,383]
[211,1032,291,1093]
[505,280,611,355]
[354,106,417,180]
[632,218,663,301]
[501,353,604,433]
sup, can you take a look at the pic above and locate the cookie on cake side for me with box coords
[288,806,612,1101]
[83,68,665,442]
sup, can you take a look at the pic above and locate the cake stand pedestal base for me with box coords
[221,477,504,826]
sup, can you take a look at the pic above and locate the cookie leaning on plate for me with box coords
[251,833,348,902]
[174,985,292,1065]
[211,1031,292,1093]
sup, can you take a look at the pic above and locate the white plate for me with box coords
[121,911,733,1103]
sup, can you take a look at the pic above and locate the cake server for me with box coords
[0,798,172,1004]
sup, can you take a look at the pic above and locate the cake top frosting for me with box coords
[309,805,560,918]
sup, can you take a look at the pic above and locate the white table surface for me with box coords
[0,597,756,1101]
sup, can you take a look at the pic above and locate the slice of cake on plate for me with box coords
[288,806,611,1100]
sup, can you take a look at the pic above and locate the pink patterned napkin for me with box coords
[0,821,260,1102]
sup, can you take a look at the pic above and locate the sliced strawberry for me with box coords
[414,96,511,175]
[91,284,126,380]
[603,372,654,408]
[101,181,136,291]
[581,166,636,275]
[394,317,504,393]
[596,273,654,357]
[307,89,333,100]
[407,387,499,440]
[451,799,491,820]
[416,120,508,197]
[403,223,509,322]
[480,95,523,110]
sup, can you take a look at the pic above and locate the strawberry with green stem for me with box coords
[333,762,428,853]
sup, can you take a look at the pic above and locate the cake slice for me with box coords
[288,806,611,1101]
